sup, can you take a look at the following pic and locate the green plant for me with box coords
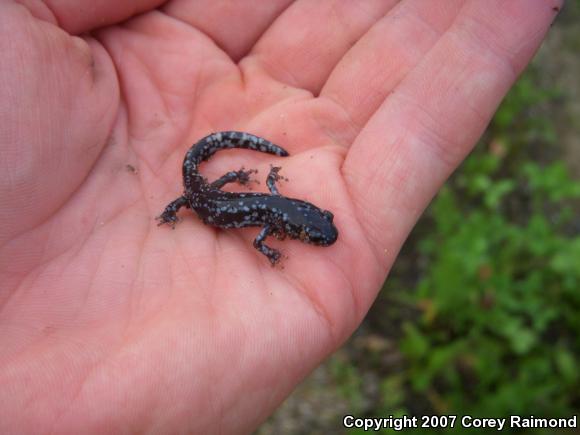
[329,354,366,414]
[384,67,580,432]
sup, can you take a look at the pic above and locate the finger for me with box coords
[247,0,397,94]
[343,0,562,266]
[163,0,295,61]
[321,0,466,132]
[37,0,165,34]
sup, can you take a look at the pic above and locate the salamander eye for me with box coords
[323,210,334,221]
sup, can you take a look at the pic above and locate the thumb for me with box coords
[0,3,118,241]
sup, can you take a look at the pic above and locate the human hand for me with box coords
[0,1,560,433]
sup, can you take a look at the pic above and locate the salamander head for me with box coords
[297,209,338,246]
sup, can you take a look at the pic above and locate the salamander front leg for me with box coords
[266,166,287,196]
[211,168,258,189]
[156,196,189,228]
[253,224,281,265]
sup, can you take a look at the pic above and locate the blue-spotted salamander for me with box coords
[157,131,338,264]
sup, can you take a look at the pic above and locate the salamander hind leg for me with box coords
[253,225,281,265]
[156,196,189,228]
[211,168,258,189]
[266,166,288,196]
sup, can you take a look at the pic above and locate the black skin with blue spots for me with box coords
[157,131,338,265]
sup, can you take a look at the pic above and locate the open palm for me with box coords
[0,1,558,433]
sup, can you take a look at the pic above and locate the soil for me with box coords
[257,3,580,434]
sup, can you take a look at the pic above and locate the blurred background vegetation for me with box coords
[259,2,580,434]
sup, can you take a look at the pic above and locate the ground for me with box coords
[257,3,580,434]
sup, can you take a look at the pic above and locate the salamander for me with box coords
[157,131,338,264]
